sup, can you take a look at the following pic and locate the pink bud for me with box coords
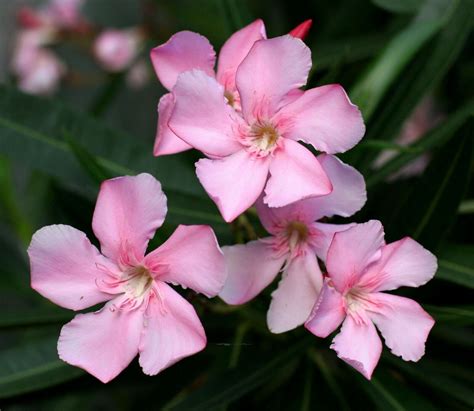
[93,29,141,72]
[289,19,312,40]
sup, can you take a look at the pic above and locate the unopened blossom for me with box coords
[126,59,151,89]
[28,174,226,383]
[94,28,142,72]
[220,155,366,333]
[168,34,365,221]
[150,19,313,157]
[45,0,88,30]
[305,220,436,379]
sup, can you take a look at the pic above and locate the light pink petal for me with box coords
[216,19,266,91]
[255,194,318,235]
[169,70,243,157]
[264,139,332,208]
[154,93,191,156]
[236,35,311,122]
[139,283,206,375]
[360,237,437,292]
[275,85,365,154]
[303,154,367,220]
[305,281,345,338]
[331,316,382,380]
[219,239,287,305]
[57,295,143,383]
[92,174,167,262]
[145,225,225,297]
[28,225,115,311]
[150,31,216,91]
[196,150,270,222]
[267,252,323,334]
[369,293,434,362]
[311,222,356,262]
[326,221,385,293]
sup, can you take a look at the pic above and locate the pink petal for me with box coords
[305,281,345,338]
[145,225,225,297]
[139,283,206,375]
[303,154,367,220]
[150,31,216,91]
[196,150,270,223]
[169,70,243,157]
[154,93,192,156]
[216,19,266,91]
[264,139,332,208]
[360,237,437,292]
[275,84,365,154]
[369,293,434,362]
[326,221,385,293]
[57,295,143,383]
[267,253,323,334]
[219,239,287,305]
[28,225,114,311]
[236,35,311,122]
[92,174,167,262]
[312,222,356,262]
[331,316,382,380]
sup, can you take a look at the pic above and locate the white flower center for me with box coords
[247,121,280,156]
[286,221,309,251]
[123,265,154,299]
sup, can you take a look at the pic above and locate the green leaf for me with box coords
[0,308,73,329]
[390,124,472,248]
[0,86,227,228]
[436,244,474,288]
[0,337,83,398]
[384,357,474,407]
[371,0,424,13]
[63,130,112,185]
[366,102,474,188]
[164,338,311,411]
[364,0,473,145]
[426,305,474,325]
[350,18,442,120]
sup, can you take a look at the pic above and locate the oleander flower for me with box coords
[220,155,366,333]
[168,33,365,221]
[150,18,313,157]
[28,173,226,383]
[305,220,437,379]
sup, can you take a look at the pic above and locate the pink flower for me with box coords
[45,0,87,30]
[150,19,315,157]
[167,33,365,222]
[219,155,366,333]
[28,174,226,383]
[288,19,312,40]
[305,220,437,379]
[150,19,267,156]
[94,28,142,72]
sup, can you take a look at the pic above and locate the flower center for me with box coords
[286,221,309,251]
[123,265,154,299]
[244,121,280,157]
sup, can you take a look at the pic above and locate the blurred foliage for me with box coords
[0,0,473,410]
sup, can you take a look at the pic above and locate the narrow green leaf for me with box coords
[458,199,474,214]
[0,308,73,329]
[63,130,111,185]
[366,101,474,188]
[382,123,473,249]
[350,18,442,120]
[371,0,424,13]
[426,305,474,325]
[436,244,474,288]
[0,337,83,398]
[384,357,474,407]
[165,338,311,411]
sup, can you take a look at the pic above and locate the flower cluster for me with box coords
[28,18,437,383]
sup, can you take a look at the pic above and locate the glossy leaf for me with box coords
[436,244,474,288]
